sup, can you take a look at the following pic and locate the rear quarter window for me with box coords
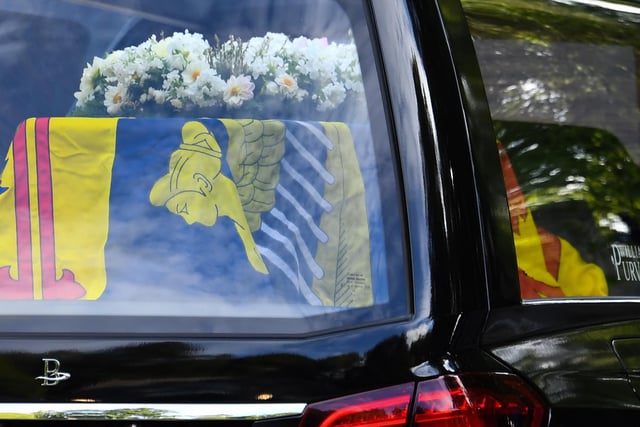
[461,0,640,299]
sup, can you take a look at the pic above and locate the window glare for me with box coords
[0,0,408,333]
[462,0,640,299]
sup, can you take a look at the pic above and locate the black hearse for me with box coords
[0,0,639,425]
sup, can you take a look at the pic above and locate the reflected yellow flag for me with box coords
[0,117,374,305]
[0,118,116,299]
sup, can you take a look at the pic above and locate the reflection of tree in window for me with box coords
[498,121,640,295]
[475,41,638,161]
[462,0,640,161]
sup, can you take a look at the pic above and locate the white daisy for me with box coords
[223,75,255,108]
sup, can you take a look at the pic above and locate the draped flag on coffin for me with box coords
[0,117,374,306]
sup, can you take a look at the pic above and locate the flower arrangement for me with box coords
[73,30,364,117]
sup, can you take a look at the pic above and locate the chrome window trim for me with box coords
[0,403,307,420]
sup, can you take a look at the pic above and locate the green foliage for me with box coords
[461,0,640,48]
[497,120,640,244]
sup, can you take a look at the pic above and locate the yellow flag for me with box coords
[0,118,116,299]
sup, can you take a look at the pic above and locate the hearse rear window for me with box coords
[462,0,640,300]
[0,0,408,333]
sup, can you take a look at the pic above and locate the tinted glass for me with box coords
[0,0,408,333]
[462,0,640,299]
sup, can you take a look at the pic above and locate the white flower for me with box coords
[104,83,128,115]
[148,88,167,104]
[165,53,187,72]
[274,74,308,101]
[170,98,183,109]
[74,57,104,105]
[317,83,346,111]
[183,59,209,85]
[101,50,124,72]
[264,81,279,95]
[73,30,363,116]
[223,75,255,108]
[275,74,298,94]
[150,36,168,58]
[192,69,226,107]
[166,30,210,56]
[162,70,181,91]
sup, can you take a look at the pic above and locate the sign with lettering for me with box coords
[610,244,640,282]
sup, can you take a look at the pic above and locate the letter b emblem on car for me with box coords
[35,358,70,386]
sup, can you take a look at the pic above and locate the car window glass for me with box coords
[461,0,640,299]
[0,0,408,333]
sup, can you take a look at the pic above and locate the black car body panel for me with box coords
[0,0,487,410]
[0,0,638,425]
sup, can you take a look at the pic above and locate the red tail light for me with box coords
[299,374,546,427]
[300,383,415,427]
[414,373,546,427]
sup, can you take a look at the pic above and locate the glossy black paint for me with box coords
[404,0,519,315]
[0,0,500,407]
[414,0,640,424]
[0,0,510,404]
[1,0,639,425]
[490,318,640,408]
